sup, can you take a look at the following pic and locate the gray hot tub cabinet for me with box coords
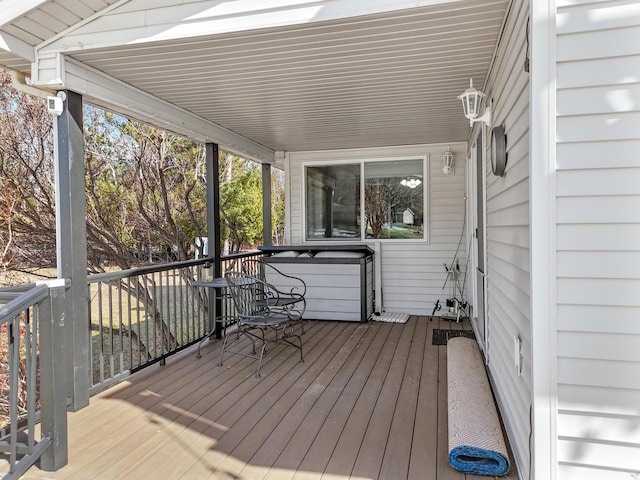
[259,245,374,322]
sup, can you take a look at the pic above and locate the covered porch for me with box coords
[0,1,519,478]
[18,316,515,480]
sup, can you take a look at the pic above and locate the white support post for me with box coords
[529,1,558,479]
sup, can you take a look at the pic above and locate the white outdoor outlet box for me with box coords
[47,95,63,116]
[513,334,522,376]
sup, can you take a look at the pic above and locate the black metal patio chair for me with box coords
[241,258,307,333]
[220,270,303,378]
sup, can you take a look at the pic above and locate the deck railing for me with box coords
[0,250,264,477]
[0,280,68,479]
[88,251,263,391]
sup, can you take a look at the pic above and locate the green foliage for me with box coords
[271,169,286,244]
[220,155,263,251]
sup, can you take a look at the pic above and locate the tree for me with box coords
[84,110,208,269]
[219,154,263,252]
[0,71,57,280]
[83,111,210,353]
[1,69,285,270]
[271,169,286,245]
[365,176,420,239]
[364,181,389,238]
[0,69,288,390]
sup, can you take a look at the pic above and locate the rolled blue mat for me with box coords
[447,337,511,477]
[448,444,511,476]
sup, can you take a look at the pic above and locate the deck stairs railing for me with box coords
[0,280,68,479]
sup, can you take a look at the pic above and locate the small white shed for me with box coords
[402,208,415,225]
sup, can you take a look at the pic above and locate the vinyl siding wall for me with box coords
[285,143,467,316]
[555,1,640,478]
[482,0,532,478]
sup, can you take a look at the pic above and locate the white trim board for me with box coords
[44,57,275,163]
[37,0,470,53]
[529,0,558,479]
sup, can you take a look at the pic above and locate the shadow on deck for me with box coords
[17,316,516,480]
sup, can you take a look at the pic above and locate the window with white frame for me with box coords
[305,157,425,241]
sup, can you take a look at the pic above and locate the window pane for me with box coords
[306,164,360,239]
[364,159,424,239]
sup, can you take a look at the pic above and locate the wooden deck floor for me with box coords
[18,316,515,480]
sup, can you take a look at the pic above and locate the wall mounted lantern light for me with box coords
[442,148,454,175]
[458,78,491,127]
[400,177,422,189]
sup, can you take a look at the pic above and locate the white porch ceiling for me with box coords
[0,0,510,157]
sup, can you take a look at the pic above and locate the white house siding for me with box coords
[555,0,640,478]
[482,0,532,478]
[285,143,467,316]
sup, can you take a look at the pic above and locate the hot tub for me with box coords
[259,245,374,322]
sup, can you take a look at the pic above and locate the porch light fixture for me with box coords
[400,177,422,189]
[458,78,491,127]
[442,148,454,175]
